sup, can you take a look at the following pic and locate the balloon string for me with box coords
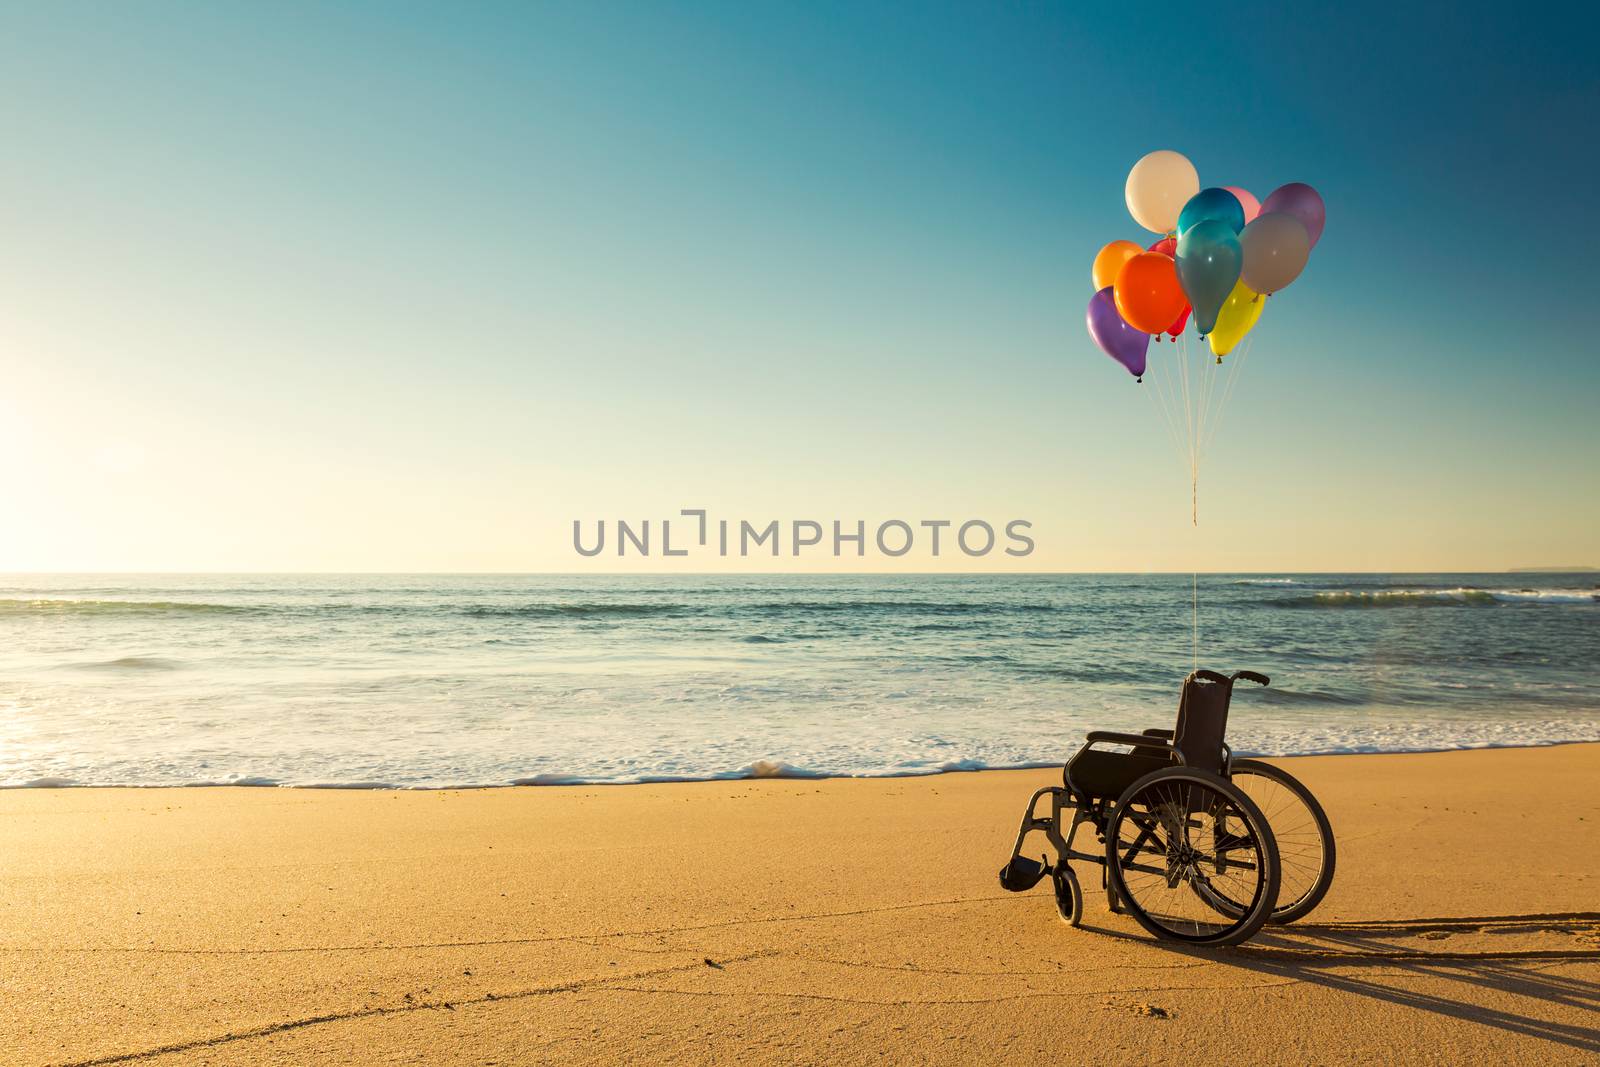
[1192,337,1206,477]
[1204,333,1255,458]
[1193,560,1199,672]
[1177,332,1197,526]
[1176,332,1192,475]
[1192,347,1201,527]
[1145,345,1168,448]
[1190,337,1203,668]
[1159,338,1191,481]
[1161,348,1186,469]
[1149,343,1189,481]
[1143,330,1215,671]
[1145,348,1185,471]
[1196,332,1219,468]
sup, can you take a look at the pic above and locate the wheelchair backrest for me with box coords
[1174,672,1232,774]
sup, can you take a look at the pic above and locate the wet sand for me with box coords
[2,743,1597,1065]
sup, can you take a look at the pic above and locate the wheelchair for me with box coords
[998,669,1335,946]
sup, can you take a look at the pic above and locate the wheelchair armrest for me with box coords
[1084,731,1186,765]
[1141,728,1174,739]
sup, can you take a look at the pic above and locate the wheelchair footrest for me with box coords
[999,856,1048,892]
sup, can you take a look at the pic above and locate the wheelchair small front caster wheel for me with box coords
[1052,864,1083,926]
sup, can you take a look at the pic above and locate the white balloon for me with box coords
[1125,150,1200,235]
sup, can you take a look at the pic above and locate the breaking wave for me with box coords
[0,598,255,616]
[70,655,183,671]
[1275,588,1596,609]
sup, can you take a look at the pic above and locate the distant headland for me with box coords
[1508,566,1597,573]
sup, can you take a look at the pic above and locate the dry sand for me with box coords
[2,743,1598,1065]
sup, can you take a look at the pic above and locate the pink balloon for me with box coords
[1224,186,1260,225]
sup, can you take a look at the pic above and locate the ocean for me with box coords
[1,573,1595,788]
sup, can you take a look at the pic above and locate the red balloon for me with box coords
[1113,252,1187,335]
[1146,239,1189,336]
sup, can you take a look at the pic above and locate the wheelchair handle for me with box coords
[1231,670,1270,686]
[1190,669,1231,685]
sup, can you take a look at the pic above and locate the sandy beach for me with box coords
[2,743,1597,1065]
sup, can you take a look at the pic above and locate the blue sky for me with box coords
[0,2,1595,570]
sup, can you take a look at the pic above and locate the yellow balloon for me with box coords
[1207,280,1264,358]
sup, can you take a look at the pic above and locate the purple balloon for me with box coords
[1260,182,1325,249]
[1086,285,1150,379]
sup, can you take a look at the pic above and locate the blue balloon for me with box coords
[1177,187,1246,239]
[1175,219,1242,336]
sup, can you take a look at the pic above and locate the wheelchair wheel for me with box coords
[1203,759,1336,924]
[1106,767,1280,946]
[1052,864,1084,926]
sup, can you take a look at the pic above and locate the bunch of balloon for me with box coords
[1081,151,1325,663]
[1084,151,1324,374]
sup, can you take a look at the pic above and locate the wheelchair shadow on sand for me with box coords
[1233,913,1599,1053]
[1034,862,1600,1053]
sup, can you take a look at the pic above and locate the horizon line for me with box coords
[0,569,1592,577]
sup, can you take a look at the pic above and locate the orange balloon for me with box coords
[1146,239,1189,335]
[1091,240,1143,291]
[1113,252,1187,335]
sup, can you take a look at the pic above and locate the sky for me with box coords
[0,1,1595,572]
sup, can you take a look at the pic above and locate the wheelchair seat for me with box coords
[1064,746,1169,799]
